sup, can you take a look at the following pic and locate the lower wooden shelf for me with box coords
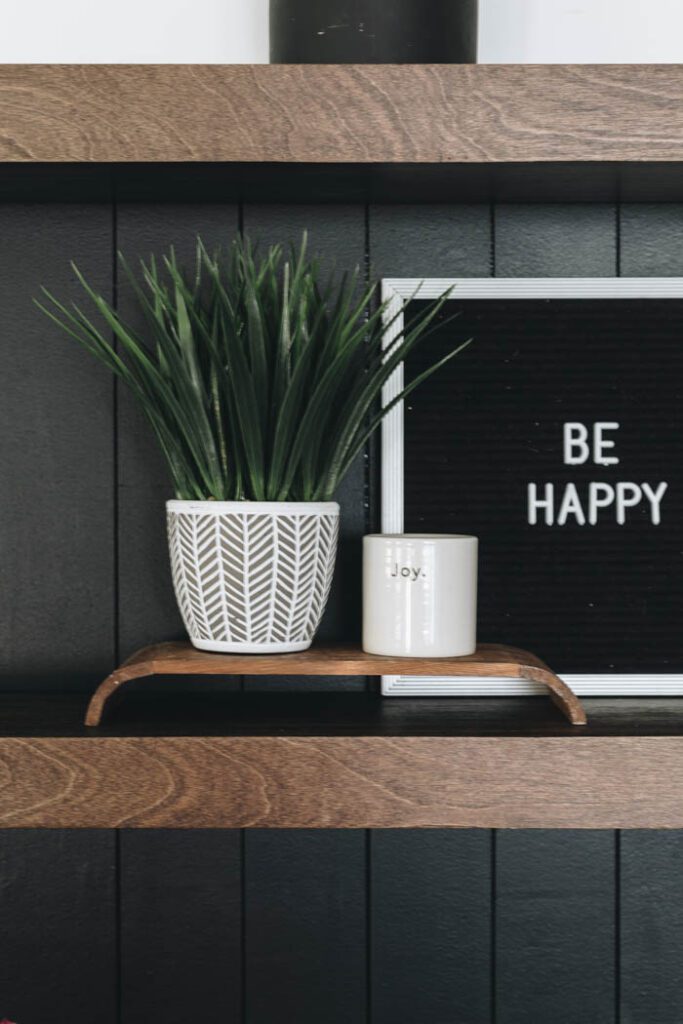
[1,692,683,830]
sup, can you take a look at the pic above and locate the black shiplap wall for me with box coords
[0,205,115,689]
[492,205,618,1024]
[1,198,683,1023]
[619,203,683,1024]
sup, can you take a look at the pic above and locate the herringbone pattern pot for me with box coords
[167,500,340,653]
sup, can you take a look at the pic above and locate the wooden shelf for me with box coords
[2,64,683,165]
[84,641,586,727]
[2,692,683,829]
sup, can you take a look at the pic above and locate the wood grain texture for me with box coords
[496,831,615,1024]
[84,641,587,726]
[3,66,683,164]
[372,830,491,1023]
[245,831,366,1023]
[90,639,568,676]
[3,735,683,828]
[0,830,116,1022]
[120,830,242,1024]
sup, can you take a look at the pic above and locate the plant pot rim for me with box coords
[167,499,339,515]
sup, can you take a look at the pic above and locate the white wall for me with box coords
[0,0,269,63]
[480,0,683,63]
[2,0,682,63]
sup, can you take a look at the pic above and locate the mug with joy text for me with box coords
[362,534,478,658]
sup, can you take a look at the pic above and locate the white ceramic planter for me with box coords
[167,500,340,653]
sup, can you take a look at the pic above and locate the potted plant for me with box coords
[37,236,469,653]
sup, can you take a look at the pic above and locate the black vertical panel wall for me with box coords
[495,831,616,1024]
[369,202,492,279]
[2,194,683,1023]
[0,204,115,690]
[371,831,492,1024]
[245,831,367,1024]
[618,204,683,1024]
[120,830,242,1024]
[0,830,117,1023]
[493,203,617,277]
[620,832,683,1024]
[492,204,619,1024]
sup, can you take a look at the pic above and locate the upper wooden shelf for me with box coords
[2,64,683,165]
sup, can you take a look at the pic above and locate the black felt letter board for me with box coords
[403,299,683,673]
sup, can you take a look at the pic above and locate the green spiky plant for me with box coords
[36,235,470,502]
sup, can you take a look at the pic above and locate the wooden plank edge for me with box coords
[0,736,679,829]
[2,65,683,164]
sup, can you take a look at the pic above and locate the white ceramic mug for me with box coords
[362,534,478,658]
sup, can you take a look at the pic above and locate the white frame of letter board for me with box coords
[380,277,683,697]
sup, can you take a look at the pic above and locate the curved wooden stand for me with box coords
[84,642,587,727]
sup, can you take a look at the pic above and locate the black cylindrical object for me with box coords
[270,0,478,64]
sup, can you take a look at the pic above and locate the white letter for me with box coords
[642,482,668,525]
[557,483,586,526]
[564,423,590,465]
[588,482,615,525]
[528,483,554,525]
[594,422,620,466]
[615,482,642,525]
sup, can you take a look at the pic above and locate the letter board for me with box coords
[381,279,683,692]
